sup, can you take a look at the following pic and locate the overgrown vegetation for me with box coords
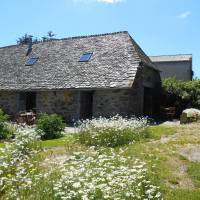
[54,149,162,200]
[162,77,200,115]
[36,113,65,140]
[77,115,148,147]
[0,128,42,199]
[0,113,199,199]
[0,120,163,200]
[0,109,15,140]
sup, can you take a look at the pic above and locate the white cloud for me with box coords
[178,11,191,19]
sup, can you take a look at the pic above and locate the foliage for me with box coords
[0,109,15,140]
[17,31,56,44]
[42,31,56,42]
[54,149,162,200]
[77,115,148,147]
[162,78,200,115]
[17,33,32,45]
[36,113,65,140]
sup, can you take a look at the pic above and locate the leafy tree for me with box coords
[17,31,56,44]
[42,31,56,42]
[17,34,33,45]
[162,77,200,115]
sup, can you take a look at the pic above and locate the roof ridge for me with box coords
[60,31,128,41]
[0,31,128,49]
[150,54,192,57]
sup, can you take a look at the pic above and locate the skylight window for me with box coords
[79,53,93,62]
[25,57,38,66]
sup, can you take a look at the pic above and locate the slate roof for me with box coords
[150,54,192,62]
[0,31,156,91]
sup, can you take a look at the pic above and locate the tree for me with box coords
[17,31,56,44]
[17,34,33,45]
[42,31,56,42]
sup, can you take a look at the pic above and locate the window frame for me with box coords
[79,52,93,62]
[25,57,38,66]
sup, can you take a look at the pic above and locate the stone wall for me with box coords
[36,90,80,123]
[0,91,19,115]
[93,89,132,118]
[0,90,80,123]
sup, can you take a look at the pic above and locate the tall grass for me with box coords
[77,115,148,147]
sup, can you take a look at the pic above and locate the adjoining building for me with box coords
[150,54,193,81]
[0,31,161,122]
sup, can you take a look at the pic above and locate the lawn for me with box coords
[0,122,200,199]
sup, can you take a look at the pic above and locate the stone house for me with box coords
[150,54,193,81]
[0,31,161,123]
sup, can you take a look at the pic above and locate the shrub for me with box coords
[36,113,66,140]
[77,115,148,147]
[0,109,15,140]
[162,78,200,115]
[54,150,162,200]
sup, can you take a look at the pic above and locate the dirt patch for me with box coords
[41,147,70,168]
[179,144,200,162]
[166,157,194,189]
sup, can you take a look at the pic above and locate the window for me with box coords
[25,57,38,66]
[79,53,93,62]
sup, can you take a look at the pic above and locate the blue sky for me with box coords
[0,0,200,77]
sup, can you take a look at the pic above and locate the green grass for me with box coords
[0,143,5,148]
[165,189,200,200]
[144,125,176,140]
[40,135,75,148]
[187,162,200,187]
[0,135,75,149]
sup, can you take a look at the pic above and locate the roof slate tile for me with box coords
[0,31,155,90]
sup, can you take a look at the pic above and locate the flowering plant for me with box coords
[0,128,42,199]
[77,115,148,147]
[54,149,162,200]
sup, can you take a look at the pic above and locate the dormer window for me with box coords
[79,53,93,62]
[25,57,38,66]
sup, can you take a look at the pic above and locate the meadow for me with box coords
[0,115,200,199]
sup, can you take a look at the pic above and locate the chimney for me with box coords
[26,38,32,56]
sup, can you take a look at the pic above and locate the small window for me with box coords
[25,57,38,66]
[79,53,93,62]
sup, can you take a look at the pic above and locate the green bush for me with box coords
[0,109,14,140]
[36,113,66,140]
[162,78,200,115]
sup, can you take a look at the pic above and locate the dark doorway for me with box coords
[80,91,94,119]
[143,87,153,117]
[26,92,36,112]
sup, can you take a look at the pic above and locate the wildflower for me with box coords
[53,150,162,200]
